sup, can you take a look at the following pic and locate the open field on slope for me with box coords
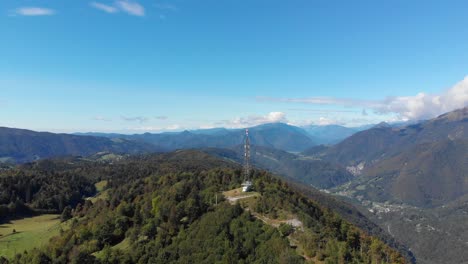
[223,187,261,205]
[0,214,63,259]
[87,180,110,203]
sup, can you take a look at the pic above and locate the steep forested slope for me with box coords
[1,151,407,263]
[361,139,468,207]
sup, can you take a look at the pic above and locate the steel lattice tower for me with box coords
[243,128,251,182]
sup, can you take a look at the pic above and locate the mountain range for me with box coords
[301,124,372,144]
[1,122,373,164]
[306,107,467,169]
[0,127,157,163]
[309,107,468,264]
[78,123,317,153]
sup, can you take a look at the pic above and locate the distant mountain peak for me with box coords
[250,122,291,129]
[373,122,391,129]
[433,106,468,122]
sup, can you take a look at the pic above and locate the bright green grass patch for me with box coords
[112,237,131,251]
[95,180,108,192]
[98,153,123,161]
[87,180,110,203]
[0,214,65,259]
[92,237,131,259]
[88,189,110,203]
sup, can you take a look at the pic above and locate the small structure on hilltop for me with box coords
[242,181,252,192]
[242,128,252,192]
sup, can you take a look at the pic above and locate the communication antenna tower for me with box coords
[242,128,252,192]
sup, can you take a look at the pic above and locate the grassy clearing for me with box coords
[223,187,261,206]
[112,237,131,251]
[87,180,110,203]
[88,189,110,203]
[223,187,261,198]
[92,237,132,259]
[95,180,108,192]
[222,187,244,197]
[98,153,123,161]
[0,214,65,259]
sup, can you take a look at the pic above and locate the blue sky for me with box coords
[1,0,467,133]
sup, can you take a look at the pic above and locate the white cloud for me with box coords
[121,116,149,123]
[261,76,468,121]
[14,7,55,16]
[166,124,181,130]
[316,117,338,126]
[288,108,359,114]
[288,117,349,127]
[90,1,144,16]
[198,124,217,129]
[115,0,145,16]
[129,124,181,132]
[90,2,118,13]
[376,76,468,120]
[265,112,288,122]
[218,112,289,128]
[258,96,379,108]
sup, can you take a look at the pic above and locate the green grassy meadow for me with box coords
[0,214,63,259]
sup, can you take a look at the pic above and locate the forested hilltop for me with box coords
[1,151,406,263]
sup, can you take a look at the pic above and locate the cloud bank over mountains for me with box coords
[89,76,468,132]
[375,76,468,120]
[260,76,468,122]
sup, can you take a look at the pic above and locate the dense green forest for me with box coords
[0,160,96,219]
[1,151,406,263]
